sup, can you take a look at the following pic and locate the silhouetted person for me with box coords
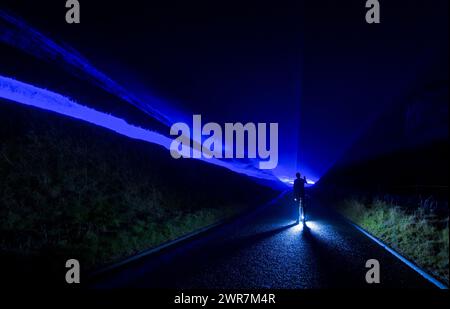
[294,172,307,224]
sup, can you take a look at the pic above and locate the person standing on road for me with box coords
[293,172,307,224]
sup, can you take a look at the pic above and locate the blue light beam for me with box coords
[0,75,279,182]
[0,9,170,126]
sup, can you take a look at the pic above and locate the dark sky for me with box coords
[1,0,448,182]
[300,1,448,180]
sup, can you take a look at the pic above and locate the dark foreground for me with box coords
[89,194,435,289]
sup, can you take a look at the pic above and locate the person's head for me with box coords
[296,172,301,179]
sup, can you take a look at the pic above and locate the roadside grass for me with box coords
[338,198,449,285]
[0,104,276,272]
[0,127,245,270]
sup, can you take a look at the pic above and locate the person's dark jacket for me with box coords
[293,177,307,200]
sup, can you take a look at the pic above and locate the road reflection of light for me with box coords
[291,223,304,233]
[288,220,322,235]
[304,221,320,231]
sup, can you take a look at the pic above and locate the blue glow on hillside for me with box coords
[0,10,289,186]
[278,176,316,186]
[0,75,280,183]
[0,9,170,126]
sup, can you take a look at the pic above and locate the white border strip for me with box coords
[346,219,448,289]
[89,219,225,277]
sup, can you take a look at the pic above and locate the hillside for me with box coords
[0,99,279,286]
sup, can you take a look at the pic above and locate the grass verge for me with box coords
[337,198,449,285]
[0,102,277,273]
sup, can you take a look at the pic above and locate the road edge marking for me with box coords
[88,190,288,279]
[344,217,448,289]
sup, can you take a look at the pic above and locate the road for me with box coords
[89,193,436,289]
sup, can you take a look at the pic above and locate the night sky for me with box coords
[1,0,448,183]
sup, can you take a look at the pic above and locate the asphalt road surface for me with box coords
[89,193,436,289]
